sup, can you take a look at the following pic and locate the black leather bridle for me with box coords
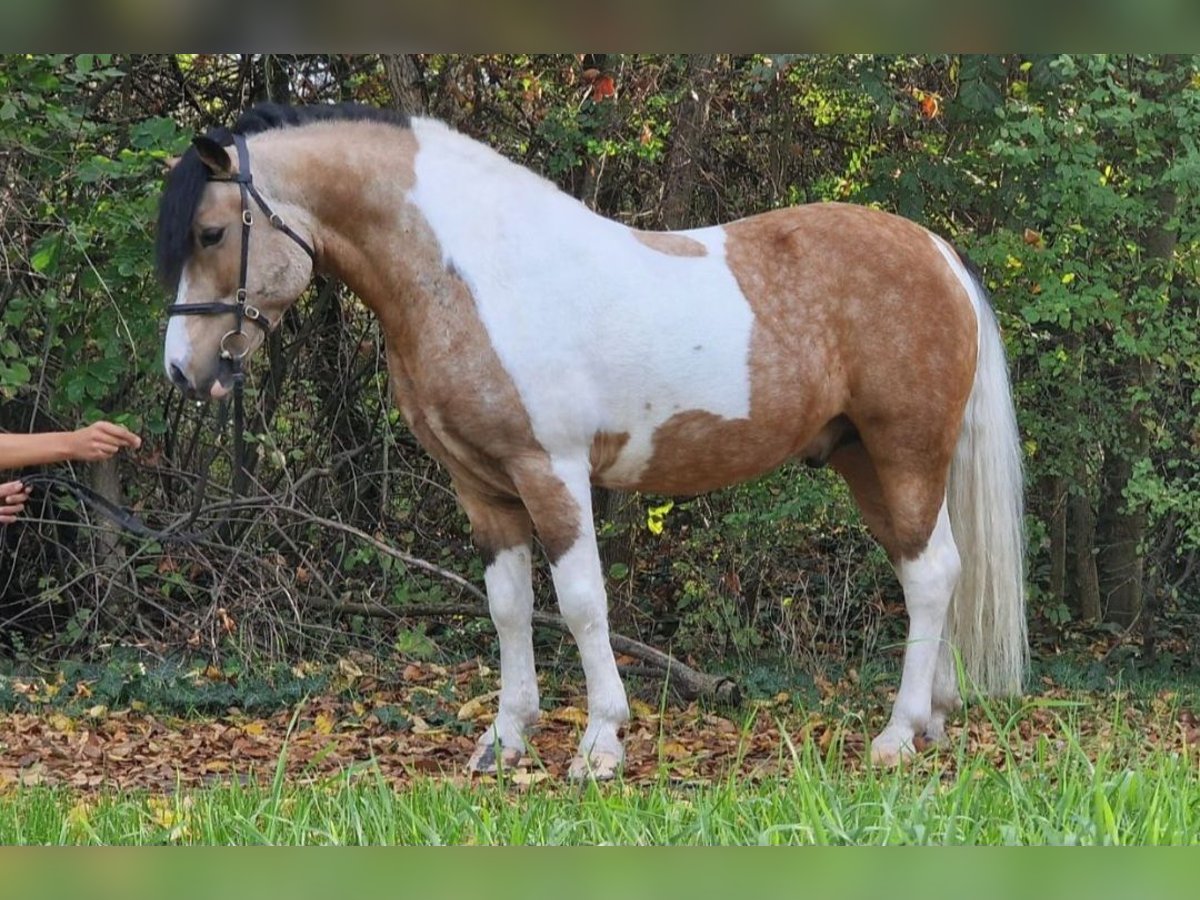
[166,132,317,363]
[165,132,317,497]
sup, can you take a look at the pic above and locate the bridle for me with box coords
[165,132,317,364]
[165,131,317,497]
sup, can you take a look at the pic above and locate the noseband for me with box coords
[165,132,316,361]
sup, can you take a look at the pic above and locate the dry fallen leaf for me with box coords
[511,770,550,786]
[549,706,588,727]
[661,740,690,761]
[457,691,499,722]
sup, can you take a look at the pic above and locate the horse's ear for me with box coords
[192,135,232,176]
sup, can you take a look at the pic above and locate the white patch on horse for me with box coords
[469,545,538,771]
[163,271,194,378]
[407,119,755,484]
[543,460,629,778]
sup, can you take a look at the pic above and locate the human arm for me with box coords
[0,421,142,469]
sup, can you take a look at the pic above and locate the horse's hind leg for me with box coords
[927,636,962,744]
[831,442,961,764]
[513,457,629,781]
[884,499,961,760]
[458,488,540,774]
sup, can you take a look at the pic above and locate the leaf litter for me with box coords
[1,661,1197,794]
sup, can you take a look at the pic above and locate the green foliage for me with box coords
[0,655,328,716]
[1,54,188,424]
[629,467,893,663]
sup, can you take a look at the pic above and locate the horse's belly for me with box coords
[594,407,800,494]
[589,365,827,493]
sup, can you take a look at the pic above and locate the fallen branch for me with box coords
[319,597,740,705]
[272,506,741,704]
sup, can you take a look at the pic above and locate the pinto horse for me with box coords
[157,102,1026,778]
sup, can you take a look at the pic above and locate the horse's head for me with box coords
[158,132,316,400]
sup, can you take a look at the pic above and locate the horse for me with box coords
[156,102,1027,779]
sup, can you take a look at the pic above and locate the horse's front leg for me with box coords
[458,489,540,773]
[517,458,629,780]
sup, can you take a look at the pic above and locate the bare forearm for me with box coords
[1,422,140,470]
[0,432,76,469]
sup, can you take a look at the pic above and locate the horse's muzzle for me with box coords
[166,359,231,401]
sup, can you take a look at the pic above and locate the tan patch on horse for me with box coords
[589,431,631,480]
[633,231,707,257]
[455,488,532,565]
[261,122,583,563]
[636,203,977,553]
[508,464,586,563]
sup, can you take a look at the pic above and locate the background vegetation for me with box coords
[2,54,1197,689]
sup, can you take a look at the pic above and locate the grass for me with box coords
[2,697,1198,845]
[3,647,1199,845]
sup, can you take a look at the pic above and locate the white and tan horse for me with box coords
[158,102,1026,778]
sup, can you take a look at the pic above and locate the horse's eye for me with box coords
[199,226,225,248]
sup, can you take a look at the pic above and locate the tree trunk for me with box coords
[1071,475,1101,623]
[1096,445,1149,626]
[1096,191,1177,624]
[383,54,427,114]
[90,456,133,625]
[1094,56,1183,627]
[659,55,715,230]
[1046,475,1067,607]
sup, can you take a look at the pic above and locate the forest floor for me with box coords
[2,645,1198,794]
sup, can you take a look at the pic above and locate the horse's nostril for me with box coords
[168,362,189,390]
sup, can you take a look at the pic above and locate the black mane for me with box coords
[155,102,410,290]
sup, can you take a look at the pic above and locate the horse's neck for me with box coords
[407,118,608,241]
[284,119,616,327]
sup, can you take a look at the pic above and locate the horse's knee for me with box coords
[547,538,606,628]
[484,545,533,628]
[554,577,606,633]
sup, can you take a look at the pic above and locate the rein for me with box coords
[17,471,207,543]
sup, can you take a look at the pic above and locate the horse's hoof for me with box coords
[922,722,949,747]
[869,738,916,767]
[567,751,622,782]
[468,741,523,774]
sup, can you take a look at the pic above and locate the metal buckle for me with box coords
[269,212,283,229]
[219,329,253,361]
[242,209,253,227]
[236,288,247,303]
[243,305,261,321]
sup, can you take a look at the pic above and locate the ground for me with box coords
[2,654,1199,793]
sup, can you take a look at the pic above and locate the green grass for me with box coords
[3,712,1197,846]
[4,651,1200,845]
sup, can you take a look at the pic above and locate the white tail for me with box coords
[945,265,1028,695]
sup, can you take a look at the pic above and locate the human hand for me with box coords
[68,421,143,462]
[0,480,29,524]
